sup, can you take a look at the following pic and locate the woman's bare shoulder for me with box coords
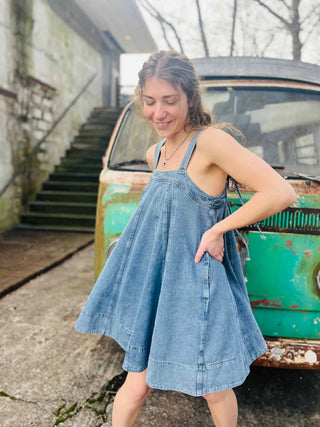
[200,125,237,144]
[197,126,241,157]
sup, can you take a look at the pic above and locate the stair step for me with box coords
[88,117,118,125]
[59,157,102,167]
[86,118,119,125]
[16,223,95,233]
[36,191,98,203]
[81,123,114,131]
[92,107,121,116]
[71,141,107,151]
[59,158,103,167]
[21,212,96,227]
[69,146,105,154]
[66,148,105,159]
[64,155,104,164]
[29,201,97,215]
[43,181,99,192]
[49,173,98,182]
[79,128,113,137]
[93,107,121,112]
[73,135,109,143]
[55,164,101,173]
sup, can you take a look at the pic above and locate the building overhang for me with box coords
[74,0,157,54]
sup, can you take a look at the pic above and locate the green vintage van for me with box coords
[95,57,320,369]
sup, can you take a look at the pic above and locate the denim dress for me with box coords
[75,130,267,397]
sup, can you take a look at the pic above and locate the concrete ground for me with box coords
[0,232,319,426]
[0,228,94,297]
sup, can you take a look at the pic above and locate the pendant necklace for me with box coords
[163,132,190,168]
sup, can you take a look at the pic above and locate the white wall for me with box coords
[0,0,104,231]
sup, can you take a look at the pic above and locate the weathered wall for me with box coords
[0,0,104,231]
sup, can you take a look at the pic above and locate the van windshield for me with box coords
[202,86,320,176]
[109,104,158,172]
[109,86,320,176]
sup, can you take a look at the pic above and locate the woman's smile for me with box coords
[154,120,173,129]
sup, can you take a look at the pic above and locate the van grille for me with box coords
[235,207,320,235]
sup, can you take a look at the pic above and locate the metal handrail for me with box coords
[0,72,98,197]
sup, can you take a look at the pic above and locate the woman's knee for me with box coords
[122,370,153,403]
[203,389,233,405]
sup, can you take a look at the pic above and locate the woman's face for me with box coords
[142,76,190,140]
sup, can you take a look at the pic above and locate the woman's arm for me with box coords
[195,127,297,263]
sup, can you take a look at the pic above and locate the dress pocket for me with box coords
[203,253,242,363]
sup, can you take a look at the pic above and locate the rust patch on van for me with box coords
[254,337,320,369]
[286,240,295,254]
[304,250,313,259]
[100,169,151,186]
[250,299,283,308]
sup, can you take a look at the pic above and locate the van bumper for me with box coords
[253,337,320,369]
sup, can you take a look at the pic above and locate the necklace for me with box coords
[163,132,190,168]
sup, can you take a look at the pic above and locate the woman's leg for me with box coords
[203,388,238,427]
[112,369,152,427]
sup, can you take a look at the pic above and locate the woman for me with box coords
[75,51,296,426]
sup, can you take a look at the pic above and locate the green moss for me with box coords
[0,197,18,232]
[11,0,34,77]
[52,372,127,424]
[0,391,16,400]
[0,198,4,215]
[54,402,78,425]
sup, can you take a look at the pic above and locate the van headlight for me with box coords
[106,238,119,261]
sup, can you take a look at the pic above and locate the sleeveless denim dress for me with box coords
[75,130,267,397]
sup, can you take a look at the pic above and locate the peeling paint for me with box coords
[101,184,131,206]
[304,249,313,259]
[305,350,317,364]
[100,169,151,186]
[286,240,296,254]
[254,337,320,369]
[250,298,283,308]
[270,347,283,361]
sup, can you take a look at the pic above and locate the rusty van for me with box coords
[95,57,320,369]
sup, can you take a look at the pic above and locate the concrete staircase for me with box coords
[19,107,121,232]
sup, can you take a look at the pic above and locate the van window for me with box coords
[109,104,158,171]
[202,87,320,175]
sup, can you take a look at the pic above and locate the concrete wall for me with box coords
[0,0,107,231]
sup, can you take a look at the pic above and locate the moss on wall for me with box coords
[10,0,34,78]
[0,196,17,232]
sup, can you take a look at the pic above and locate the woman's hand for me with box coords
[195,227,224,263]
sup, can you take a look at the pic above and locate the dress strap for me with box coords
[153,139,166,170]
[180,129,206,170]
